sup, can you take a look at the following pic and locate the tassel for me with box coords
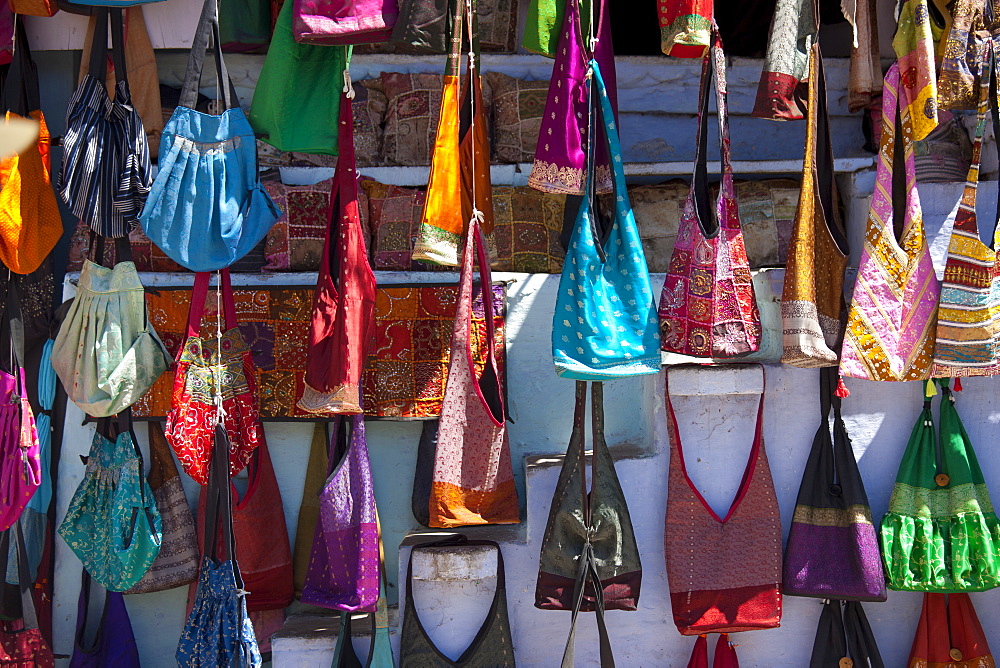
[953,376,963,392]
[925,379,937,398]
[835,376,850,398]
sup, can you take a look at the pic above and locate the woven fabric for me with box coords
[933,54,1000,377]
[840,64,940,381]
[881,382,1000,592]
[529,0,617,195]
[849,0,881,112]
[780,47,850,367]
[490,186,566,273]
[937,0,991,110]
[262,178,333,272]
[428,223,518,527]
[131,284,507,420]
[379,73,446,167]
[522,0,565,57]
[658,37,761,358]
[361,180,442,271]
[891,0,940,141]
[292,0,397,45]
[664,370,782,635]
[485,72,548,163]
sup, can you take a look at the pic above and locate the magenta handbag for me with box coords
[292,0,398,45]
[301,414,380,612]
[0,284,40,532]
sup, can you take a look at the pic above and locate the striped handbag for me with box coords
[57,8,151,238]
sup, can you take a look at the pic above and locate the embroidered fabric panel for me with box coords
[130,284,506,420]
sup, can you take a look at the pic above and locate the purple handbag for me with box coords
[783,368,887,601]
[69,570,141,667]
[528,0,618,196]
[292,0,398,45]
[301,414,380,612]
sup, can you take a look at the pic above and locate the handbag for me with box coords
[891,0,940,141]
[389,0,449,53]
[249,1,347,156]
[658,28,761,359]
[412,0,494,267]
[780,46,850,368]
[0,525,53,666]
[124,423,200,594]
[301,414,380,611]
[9,0,56,15]
[332,599,395,668]
[141,0,280,272]
[293,0,397,44]
[783,368,886,601]
[0,20,62,276]
[427,220,518,528]
[933,46,1000,378]
[58,412,162,592]
[69,570,140,667]
[938,0,991,110]
[551,59,661,380]
[536,381,640,668]
[529,0,617,196]
[881,380,1000,592]
[176,425,262,668]
[410,420,438,527]
[164,270,265,485]
[51,235,170,418]
[839,63,940,382]
[298,87,377,415]
[908,593,994,666]
[0,284,41,533]
[213,437,293,613]
[809,600,883,668]
[58,8,151,238]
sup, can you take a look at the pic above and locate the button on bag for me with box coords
[140,0,280,272]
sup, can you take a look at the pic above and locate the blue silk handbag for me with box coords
[139,0,280,272]
[551,59,661,380]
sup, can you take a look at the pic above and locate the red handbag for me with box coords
[0,525,54,667]
[909,593,994,665]
[195,438,294,613]
[165,270,264,484]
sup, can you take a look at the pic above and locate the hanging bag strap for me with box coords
[843,601,885,668]
[560,381,614,668]
[811,48,849,254]
[86,8,127,89]
[11,522,38,631]
[87,231,134,269]
[689,26,732,240]
[179,0,239,112]
[2,17,40,116]
[185,270,238,341]
[203,422,237,565]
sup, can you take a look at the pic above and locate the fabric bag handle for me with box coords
[186,270,239,340]
[2,17,40,116]
[559,380,615,668]
[87,230,134,268]
[810,47,849,255]
[4,279,26,376]
[203,423,237,564]
[406,533,506,598]
[179,0,239,111]
[843,601,884,668]
[689,26,732,240]
[581,58,623,263]
[86,8,127,87]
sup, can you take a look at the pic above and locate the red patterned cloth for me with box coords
[131,284,506,421]
[164,271,265,484]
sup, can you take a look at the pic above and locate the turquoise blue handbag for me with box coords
[139,0,280,272]
[551,59,661,380]
[57,412,162,592]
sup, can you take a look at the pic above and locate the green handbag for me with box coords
[249,0,346,155]
[880,380,1000,592]
[58,412,162,592]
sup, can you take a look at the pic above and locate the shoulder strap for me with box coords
[843,601,884,668]
[689,28,730,239]
[811,47,849,255]
[204,423,236,564]
[178,0,238,111]
[86,8,127,87]
[2,17,40,116]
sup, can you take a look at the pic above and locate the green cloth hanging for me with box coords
[522,0,591,58]
[880,380,1000,592]
[249,0,345,155]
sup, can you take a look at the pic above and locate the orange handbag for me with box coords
[0,19,62,275]
[10,0,57,17]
